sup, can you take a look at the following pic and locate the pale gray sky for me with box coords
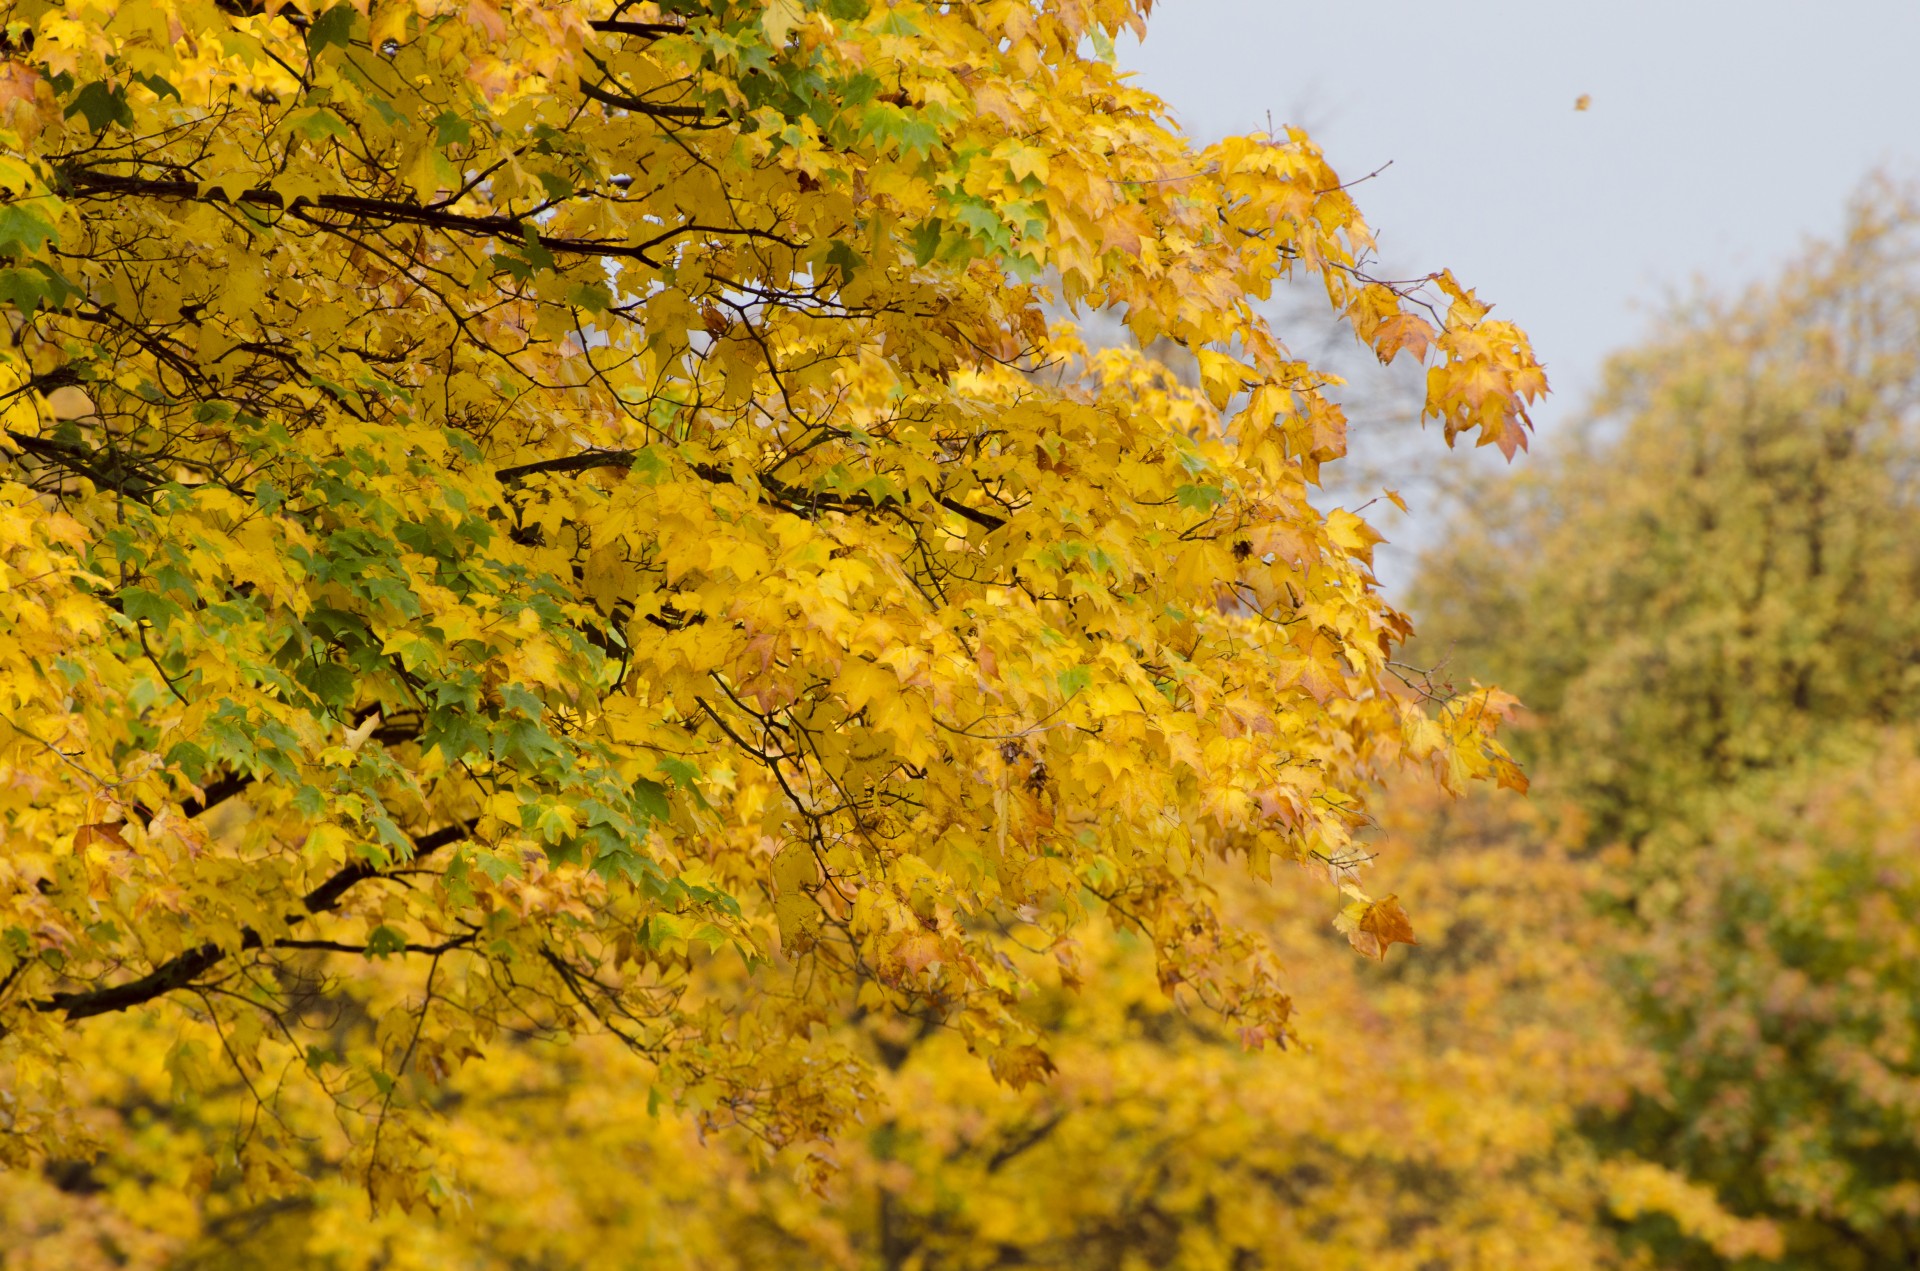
[1119,0,1920,583]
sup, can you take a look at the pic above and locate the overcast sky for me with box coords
[1118,0,1920,580]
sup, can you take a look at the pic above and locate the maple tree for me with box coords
[0,0,1544,1210]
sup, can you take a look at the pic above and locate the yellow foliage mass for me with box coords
[0,0,1543,1239]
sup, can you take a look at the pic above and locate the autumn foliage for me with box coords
[0,0,1549,1236]
[2,0,1912,1264]
[1419,182,1920,1269]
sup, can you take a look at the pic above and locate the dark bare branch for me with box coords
[37,821,475,1022]
[58,172,668,265]
[588,19,686,37]
[576,79,712,121]
[494,449,1009,531]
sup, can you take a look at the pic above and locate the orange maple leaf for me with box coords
[1338,894,1419,960]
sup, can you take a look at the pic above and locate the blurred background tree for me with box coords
[1416,182,1920,849]
[1609,746,1920,1268]
[1418,178,1920,1269]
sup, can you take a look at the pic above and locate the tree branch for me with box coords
[588,19,686,37]
[273,933,477,956]
[298,821,471,915]
[59,172,669,264]
[494,449,1008,531]
[984,1112,1067,1173]
[576,79,713,121]
[5,430,160,497]
[37,821,474,1022]
[180,771,254,820]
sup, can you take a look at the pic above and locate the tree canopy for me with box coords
[1419,181,1920,1269]
[0,0,1542,1202]
[1416,187,1920,848]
